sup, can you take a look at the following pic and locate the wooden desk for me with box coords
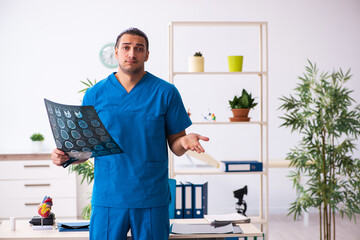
[0,219,262,239]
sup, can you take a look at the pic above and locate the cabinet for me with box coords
[0,155,77,219]
[168,22,268,237]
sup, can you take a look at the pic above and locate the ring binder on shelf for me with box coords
[175,183,184,219]
[192,182,208,218]
[183,182,193,218]
[220,161,263,172]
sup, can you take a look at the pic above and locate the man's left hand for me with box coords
[180,133,209,153]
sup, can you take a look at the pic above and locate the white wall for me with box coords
[1,0,359,217]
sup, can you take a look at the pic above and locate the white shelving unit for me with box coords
[168,21,269,238]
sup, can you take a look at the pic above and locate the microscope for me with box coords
[233,185,248,216]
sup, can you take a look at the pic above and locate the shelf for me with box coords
[191,121,266,125]
[173,71,267,76]
[169,21,268,238]
[250,216,268,224]
[170,21,267,27]
[173,167,264,176]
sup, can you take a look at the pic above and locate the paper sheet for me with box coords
[171,223,234,234]
[204,212,250,223]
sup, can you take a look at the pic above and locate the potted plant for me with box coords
[67,78,97,219]
[188,51,204,72]
[30,133,45,152]
[279,60,360,240]
[229,89,257,122]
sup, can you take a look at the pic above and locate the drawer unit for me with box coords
[0,198,76,218]
[0,179,76,199]
[0,159,77,219]
[0,160,71,180]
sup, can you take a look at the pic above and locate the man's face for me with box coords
[115,34,149,75]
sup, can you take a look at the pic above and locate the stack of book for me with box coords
[174,182,208,219]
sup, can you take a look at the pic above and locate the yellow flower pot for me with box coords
[228,56,243,72]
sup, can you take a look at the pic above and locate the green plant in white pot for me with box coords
[30,133,45,153]
[279,60,360,240]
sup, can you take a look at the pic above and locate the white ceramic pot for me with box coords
[32,141,44,153]
[188,56,204,72]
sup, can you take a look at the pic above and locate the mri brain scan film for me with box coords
[44,99,124,167]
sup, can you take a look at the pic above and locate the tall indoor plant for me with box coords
[69,78,97,219]
[279,60,360,240]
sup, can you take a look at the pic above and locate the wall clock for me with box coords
[99,43,118,68]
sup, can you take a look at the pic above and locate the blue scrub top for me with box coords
[82,72,192,208]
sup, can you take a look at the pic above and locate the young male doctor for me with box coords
[51,27,209,240]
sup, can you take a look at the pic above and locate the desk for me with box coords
[0,219,262,239]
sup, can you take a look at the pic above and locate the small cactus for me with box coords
[194,52,203,57]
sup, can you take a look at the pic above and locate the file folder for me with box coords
[57,222,90,232]
[175,183,184,219]
[183,182,193,218]
[220,161,263,172]
[192,182,208,218]
[168,178,176,219]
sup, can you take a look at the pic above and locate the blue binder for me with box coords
[175,183,184,219]
[220,161,263,172]
[183,182,193,218]
[192,182,208,218]
[168,178,176,219]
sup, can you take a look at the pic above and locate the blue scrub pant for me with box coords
[90,205,169,240]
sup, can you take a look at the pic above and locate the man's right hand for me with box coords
[51,148,69,167]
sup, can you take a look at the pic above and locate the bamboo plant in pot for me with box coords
[229,89,257,122]
[279,60,360,240]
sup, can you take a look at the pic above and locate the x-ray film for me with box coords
[44,99,124,168]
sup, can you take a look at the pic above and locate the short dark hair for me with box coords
[115,27,149,51]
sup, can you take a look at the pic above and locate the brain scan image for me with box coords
[64,109,72,118]
[94,145,104,151]
[64,141,74,149]
[47,104,53,114]
[83,129,93,138]
[95,128,106,136]
[101,136,110,142]
[50,116,56,126]
[60,130,69,140]
[71,130,81,139]
[53,127,59,138]
[91,120,101,127]
[74,110,83,118]
[57,119,66,129]
[88,138,98,145]
[82,147,91,152]
[78,120,88,129]
[76,140,86,147]
[67,120,76,129]
[55,107,61,117]
[44,99,124,168]
[106,142,116,148]
[55,140,62,148]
